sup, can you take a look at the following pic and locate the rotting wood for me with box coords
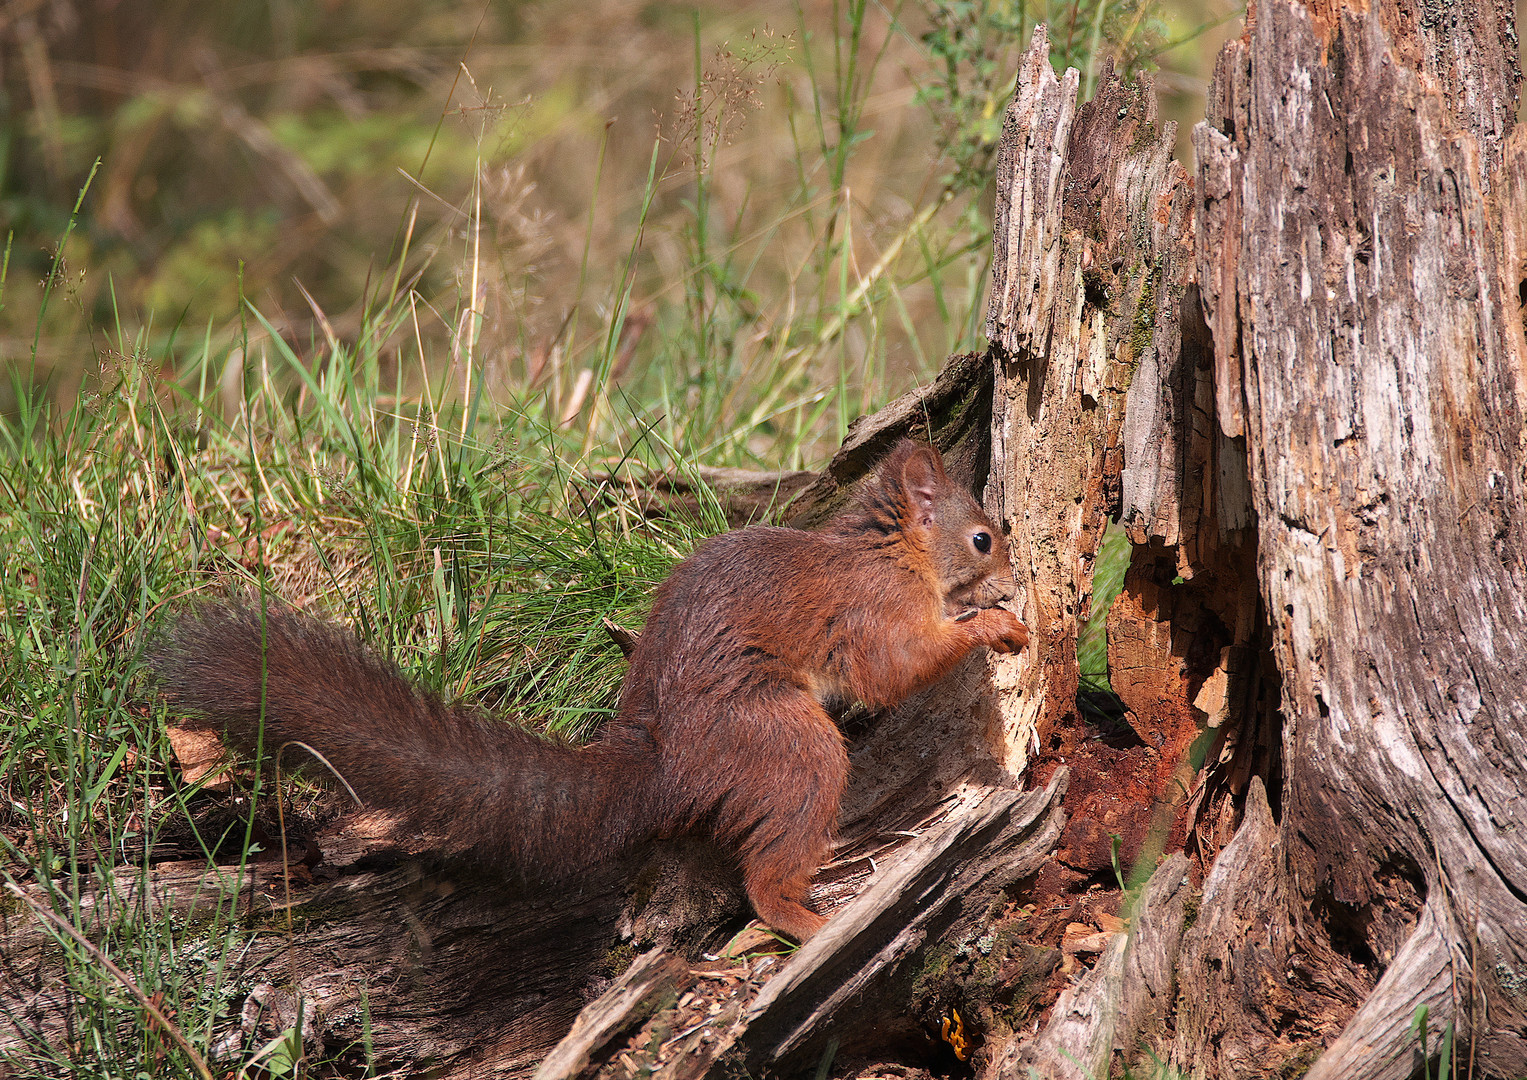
[1178,0,1527,1073]
[589,463,818,529]
[980,0,1527,1073]
[745,772,1067,1073]
[991,852,1190,1080]
[530,949,694,1080]
[982,24,1210,929]
[534,771,1068,1080]
[784,350,995,529]
[1300,903,1458,1080]
[12,0,1525,1072]
[0,845,741,1076]
[1164,778,1352,1076]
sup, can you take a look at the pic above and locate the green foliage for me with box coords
[1409,1005,1456,1080]
[2,0,1007,464]
[0,360,251,1077]
[1078,519,1130,687]
[916,0,1168,200]
[0,182,713,1078]
[0,0,499,335]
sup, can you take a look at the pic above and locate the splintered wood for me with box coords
[982,0,1527,1074]
[535,776,1066,1080]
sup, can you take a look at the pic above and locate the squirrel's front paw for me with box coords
[979,608,1030,653]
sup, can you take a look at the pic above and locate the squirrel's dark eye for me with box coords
[972,531,992,554]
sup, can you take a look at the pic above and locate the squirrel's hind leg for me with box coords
[711,693,849,942]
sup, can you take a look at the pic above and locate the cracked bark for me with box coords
[981,0,1527,1075]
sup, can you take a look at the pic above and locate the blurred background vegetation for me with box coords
[1,0,1237,465]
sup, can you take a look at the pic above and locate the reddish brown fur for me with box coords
[151,440,1028,941]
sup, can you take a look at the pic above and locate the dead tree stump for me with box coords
[8,2,1527,1076]
[979,3,1527,1077]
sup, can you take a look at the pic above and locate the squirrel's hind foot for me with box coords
[749,893,828,943]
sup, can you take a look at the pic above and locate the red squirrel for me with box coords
[151,440,1029,941]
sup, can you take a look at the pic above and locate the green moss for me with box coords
[249,890,355,932]
[1128,118,1162,158]
[1276,1043,1322,1079]
[969,921,1024,984]
[643,1011,675,1056]
[1181,892,1201,934]
[911,941,957,1001]
[907,910,1064,1052]
[1127,261,1160,367]
[605,941,637,978]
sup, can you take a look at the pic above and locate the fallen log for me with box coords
[535,771,1068,1080]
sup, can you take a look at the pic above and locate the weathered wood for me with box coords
[1167,778,1362,1075]
[784,350,995,529]
[1301,904,1458,1080]
[992,853,1191,1080]
[979,0,1527,1073]
[1108,66,1262,876]
[746,772,1067,1071]
[15,0,1524,1073]
[0,863,255,1062]
[536,771,1068,1080]
[0,845,739,1076]
[985,32,1096,786]
[1184,0,1527,1073]
[594,464,818,529]
[531,949,693,1080]
[982,25,1214,928]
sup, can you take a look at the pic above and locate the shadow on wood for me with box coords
[535,770,1068,1080]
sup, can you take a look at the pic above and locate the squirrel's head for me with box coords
[872,440,1018,613]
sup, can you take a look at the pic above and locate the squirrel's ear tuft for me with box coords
[883,440,944,528]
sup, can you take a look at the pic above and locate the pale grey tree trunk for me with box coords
[982,0,1527,1075]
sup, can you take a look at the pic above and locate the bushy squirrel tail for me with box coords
[149,603,658,877]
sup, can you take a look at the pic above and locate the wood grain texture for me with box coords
[591,351,995,532]
[746,773,1067,1072]
[1166,778,1363,1075]
[986,27,1187,781]
[1194,0,1527,1073]
[0,844,740,1076]
[992,853,1191,1080]
[12,0,1527,1073]
[530,949,694,1080]
[533,771,1067,1080]
[984,0,1527,1074]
